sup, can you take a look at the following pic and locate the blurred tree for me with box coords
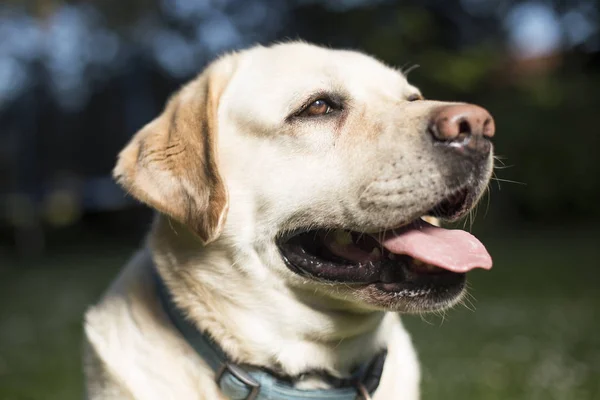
[0,0,599,244]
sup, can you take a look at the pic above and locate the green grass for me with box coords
[405,229,600,400]
[0,229,598,399]
[0,239,133,400]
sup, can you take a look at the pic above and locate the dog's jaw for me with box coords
[149,214,408,385]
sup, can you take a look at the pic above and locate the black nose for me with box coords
[429,104,495,157]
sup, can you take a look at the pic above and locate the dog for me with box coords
[84,42,495,400]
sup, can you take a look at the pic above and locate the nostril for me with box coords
[430,104,495,143]
[457,119,471,135]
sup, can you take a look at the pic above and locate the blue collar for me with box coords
[154,268,387,400]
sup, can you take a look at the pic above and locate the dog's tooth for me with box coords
[420,216,441,227]
[413,259,425,267]
[388,253,396,260]
[334,229,352,245]
[370,248,381,258]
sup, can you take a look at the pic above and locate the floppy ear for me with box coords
[113,55,238,244]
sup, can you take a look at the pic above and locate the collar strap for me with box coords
[154,268,387,400]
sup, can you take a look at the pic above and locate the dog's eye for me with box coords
[301,99,333,116]
[407,93,423,102]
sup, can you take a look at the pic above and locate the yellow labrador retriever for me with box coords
[84,42,495,400]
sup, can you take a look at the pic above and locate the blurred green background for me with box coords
[1,0,599,399]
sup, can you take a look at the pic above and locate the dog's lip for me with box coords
[279,218,491,275]
[278,186,474,241]
[276,184,491,287]
[277,233,469,307]
[277,233,457,284]
[426,186,473,221]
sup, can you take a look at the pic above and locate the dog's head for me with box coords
[115,42,495,313]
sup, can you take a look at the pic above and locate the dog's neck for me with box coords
[149,216,393,386]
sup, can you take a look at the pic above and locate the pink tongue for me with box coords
[380,221,492,273]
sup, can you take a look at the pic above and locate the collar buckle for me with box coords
[216,362,261,400]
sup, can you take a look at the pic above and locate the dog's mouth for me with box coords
[277,191,492,310]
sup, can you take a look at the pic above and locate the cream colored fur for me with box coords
[84,42,493,399]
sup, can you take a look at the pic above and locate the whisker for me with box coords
[483,184,491,219]
[491,171,502,191]
[459,297,476,313]
[493,164,515,170]
[399,62,411,72]
[461,290,478,313]
[403,64,420,77]
[490,177,526,186]
[438,309,448,326]
[419,312,434,326]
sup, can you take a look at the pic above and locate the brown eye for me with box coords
[302,99,333,116]
[407,93,423,102]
